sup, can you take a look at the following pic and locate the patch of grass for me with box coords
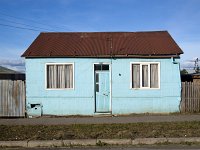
[1,121,200,141]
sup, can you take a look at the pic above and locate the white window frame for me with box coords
[130,62,160,89]
[45,62,74,90]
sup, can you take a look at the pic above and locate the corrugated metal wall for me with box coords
[0,80,25,117]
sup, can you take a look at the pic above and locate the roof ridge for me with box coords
[40,30,168,34]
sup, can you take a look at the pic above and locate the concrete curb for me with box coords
[63,139,97,146]
[0,141,28,147]
[97,139,132,145]
[1,137,200,147]
[132,138,167,145]
[28,140,63,147]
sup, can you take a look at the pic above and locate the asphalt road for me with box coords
[0,114,200,125]
[1,145,200,150]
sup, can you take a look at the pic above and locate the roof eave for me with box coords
[22,54,181,58]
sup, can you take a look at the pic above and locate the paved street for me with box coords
[0,114,200,125]
[1,145,200,150]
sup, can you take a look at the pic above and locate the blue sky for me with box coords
[0,0,199,72]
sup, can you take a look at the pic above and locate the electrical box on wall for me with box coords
[27,103,42,118]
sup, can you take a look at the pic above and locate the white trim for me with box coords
[110,62,112,114]
[45,62,75,90]
[130,63,132,89]
[148,64,150,88]
[93,63,95,113]
[93,63,112,113]
[130,62,160,90]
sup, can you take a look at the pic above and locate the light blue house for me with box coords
[22,31,183,117]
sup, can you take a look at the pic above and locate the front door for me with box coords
[95,66,110,113]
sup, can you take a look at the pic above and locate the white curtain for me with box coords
[150,64,158,88]
[65,65,73,88]
[142,65,148,87]
[132,64,140,88]
[47,65,56,88]
[57,65,65,88]
[47,64,73,89]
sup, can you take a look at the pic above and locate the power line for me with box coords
[0,12,56,30]
[182,67,196,69]
[0,23,41,32]
[0,18,53,31]
[0,11,73,31]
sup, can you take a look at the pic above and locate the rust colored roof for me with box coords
[22,31,183,57]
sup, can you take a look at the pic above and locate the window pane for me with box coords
[150,64,158,88]
[132,64,140,88]
[65,64,73,88]
[142,65,148,87]
[96,73,99,83]
[57,65,64,88]
[102,65,109,70]
[47,65,56,88]
[47,65,51,88]
[94,65,101,71]
[96,84,99,92]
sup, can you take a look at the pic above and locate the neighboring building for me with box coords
[0,66,25,80]
[22,31,183,117]
[193,74,200,84]
[181,73,200,85]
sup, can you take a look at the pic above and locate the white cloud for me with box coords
[0,58,25,73]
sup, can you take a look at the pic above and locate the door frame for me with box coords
[93,63,112,114]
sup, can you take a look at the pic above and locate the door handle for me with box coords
[103,93,108,96]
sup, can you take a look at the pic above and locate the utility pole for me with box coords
[194,58,199,73]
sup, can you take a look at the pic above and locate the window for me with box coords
[131,62,159,89]
[94,64,109,92]
[46,63,73,89]
[94,64,109,71]
[95,73,99,92]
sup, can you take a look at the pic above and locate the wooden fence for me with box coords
[181,82,200,113]
[0,80,25,117]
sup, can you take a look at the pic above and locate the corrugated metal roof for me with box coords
[0,66,19,74]
[21,31,183,57]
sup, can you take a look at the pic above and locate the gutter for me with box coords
[23,54,181,59]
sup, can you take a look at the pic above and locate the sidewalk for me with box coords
[0,114,200,125]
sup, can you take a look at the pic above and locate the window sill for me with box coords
[130,88,160,90]
[45,88,74,90]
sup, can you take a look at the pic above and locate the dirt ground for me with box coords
[1,121,200,141]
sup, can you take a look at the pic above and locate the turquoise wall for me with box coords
[25,57,181,116]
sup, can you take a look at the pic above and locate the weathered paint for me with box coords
[25,57,181,116]
[0,80,25,117]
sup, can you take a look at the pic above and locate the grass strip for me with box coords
[0,121,200,141]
